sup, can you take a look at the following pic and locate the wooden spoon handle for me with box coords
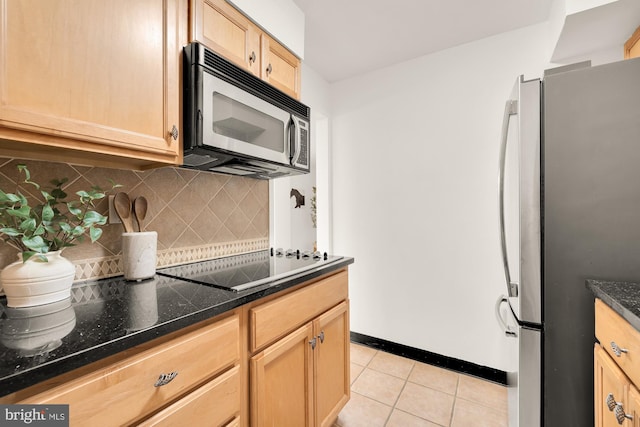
[122,214,135,233]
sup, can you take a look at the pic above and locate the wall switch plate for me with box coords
[108,195,121,224]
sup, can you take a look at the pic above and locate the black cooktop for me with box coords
[156,249,344,292]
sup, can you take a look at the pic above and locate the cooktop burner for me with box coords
[156,249,343,292]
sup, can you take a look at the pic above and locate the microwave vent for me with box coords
[202,48,309,119]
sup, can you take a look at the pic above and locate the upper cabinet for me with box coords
[625,26,640,59]
[0,0,183,169]
[191,0,302,99]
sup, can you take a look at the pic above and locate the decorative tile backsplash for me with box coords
[0,158,269,281]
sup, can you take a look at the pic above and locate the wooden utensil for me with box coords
[114,192,134,233]
[133,196,148,232]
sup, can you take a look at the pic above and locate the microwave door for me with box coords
[201,71,291,165]
[290,116,309,169]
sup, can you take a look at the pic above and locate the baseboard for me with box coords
[350,331,507,386]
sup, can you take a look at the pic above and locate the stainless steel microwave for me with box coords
[183,42,310,179]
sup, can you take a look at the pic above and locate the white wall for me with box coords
[269,6,625,370]
[330,23,556,370]
[270,64,331,251]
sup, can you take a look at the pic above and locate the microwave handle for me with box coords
[290,115,301,166]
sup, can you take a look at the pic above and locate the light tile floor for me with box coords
[334,343,508,427]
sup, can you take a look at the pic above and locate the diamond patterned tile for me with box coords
[0,158,270,283]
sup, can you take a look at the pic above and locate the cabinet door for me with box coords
[628,385,640,427]
[250,323,314,427]
[193,0,261,76]
[0,0,181,167]
[315,301,350,427]
[261,34,301,100]
[595,344,631,427]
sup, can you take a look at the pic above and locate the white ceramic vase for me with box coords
[0,251,76,308]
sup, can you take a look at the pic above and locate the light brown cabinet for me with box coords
[628,386,640,427]
[625,26,640,59]
[191,0,301,99]
[595,344,632,427]
[19,313,241,426]
[594,299,640,426]
[249,271,350,427]
[0,0,183,169]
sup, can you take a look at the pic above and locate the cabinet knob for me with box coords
[611,341,628,357]
[154,371,178,387]
[614,403,633,424]
[266,63,272,76]
[318,331,325,344]
[169,125,179,141]
[309,337,317,350]
[249,51,256,64]
[607,393,618,411]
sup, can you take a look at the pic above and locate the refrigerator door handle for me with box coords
[495,295,517,337]
[498,99,519,298]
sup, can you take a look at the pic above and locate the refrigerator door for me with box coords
[499,76,542,325]
[495,296,541,426]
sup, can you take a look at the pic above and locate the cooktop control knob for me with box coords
[312,251,322,260]
[324,252,328,261]
[275,248,284,257]
[285,248,296,257]
[302,250,312,259]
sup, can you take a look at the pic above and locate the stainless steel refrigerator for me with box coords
[496,57,640,427]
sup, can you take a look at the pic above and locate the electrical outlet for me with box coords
[108,195,121,224]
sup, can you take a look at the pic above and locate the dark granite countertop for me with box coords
[587,279,640,332]
[0,256,353,398]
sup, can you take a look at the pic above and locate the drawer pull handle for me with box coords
[611,341,629,357]
[607,393,619,411]
[318,331,325,344]
[614,403,633,424]
[154,371,178,387]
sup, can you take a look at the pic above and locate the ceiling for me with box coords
[293,0,554,82]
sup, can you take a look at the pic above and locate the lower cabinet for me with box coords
[249,271,350,427]
[594,344,632,427]
[3,269,351,427]
[20,313,241,426]
[628,386,640,427]
[595,299,640,427]
[250,301,349,427]
[251,322,315,426]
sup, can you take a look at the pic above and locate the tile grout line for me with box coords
[448,374,461,427]
[382,362,413,426]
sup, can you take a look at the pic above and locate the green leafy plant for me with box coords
[0,164,120,262]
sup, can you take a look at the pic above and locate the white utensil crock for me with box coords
[122,231,157,281]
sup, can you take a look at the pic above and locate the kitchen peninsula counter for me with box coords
[587,279,640,332]
[0,256,354,398]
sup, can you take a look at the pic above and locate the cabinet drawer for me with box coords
[140,365,240,426]
[595,299,640,385]
[250,270,348,352]
[23,314,240,426]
